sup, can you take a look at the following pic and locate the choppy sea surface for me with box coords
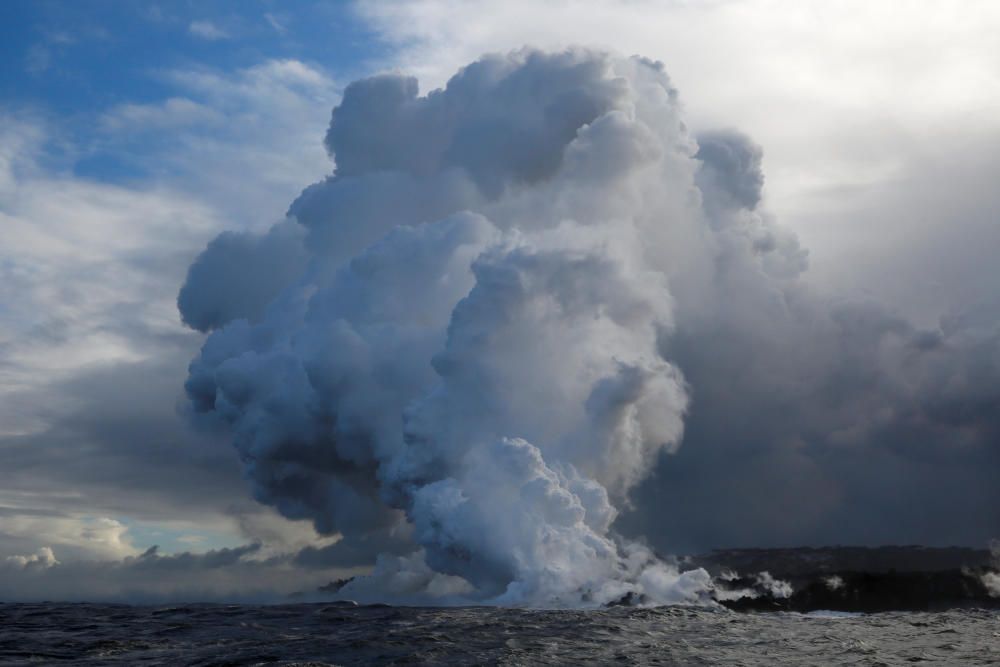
[1,602,998,666]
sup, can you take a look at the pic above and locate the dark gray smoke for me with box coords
[179,48,1000,604]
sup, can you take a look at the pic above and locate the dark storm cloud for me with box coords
[621,274,1000,554]
[620,130,1000,553]
[0,347,248,524]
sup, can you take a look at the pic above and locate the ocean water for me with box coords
[1,602,998,665]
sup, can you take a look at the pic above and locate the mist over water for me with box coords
[178,48,1000,606]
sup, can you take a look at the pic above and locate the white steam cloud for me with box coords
[181,49,721,606]
[984,540,1000,597]
[178,48,997,605]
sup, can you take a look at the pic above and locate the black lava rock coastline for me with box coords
[693,546,1000,613]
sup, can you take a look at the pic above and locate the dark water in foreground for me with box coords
[1,602,998,666]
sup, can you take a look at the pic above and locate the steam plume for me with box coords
[179,48,1000,604]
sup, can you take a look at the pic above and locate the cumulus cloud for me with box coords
[5,547,58,570]
[178,45,1000,607]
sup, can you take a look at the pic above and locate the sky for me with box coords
[1,0,998,603]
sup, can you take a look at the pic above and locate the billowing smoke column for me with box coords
[178,49,808,605]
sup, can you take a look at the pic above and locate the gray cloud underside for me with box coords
[0,351,245,523]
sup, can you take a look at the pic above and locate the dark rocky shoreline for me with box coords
[317,546,1000,613]
[691,546,1000,613]
[714,568,1000,613]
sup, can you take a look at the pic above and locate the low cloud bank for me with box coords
[0,542,367,603]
